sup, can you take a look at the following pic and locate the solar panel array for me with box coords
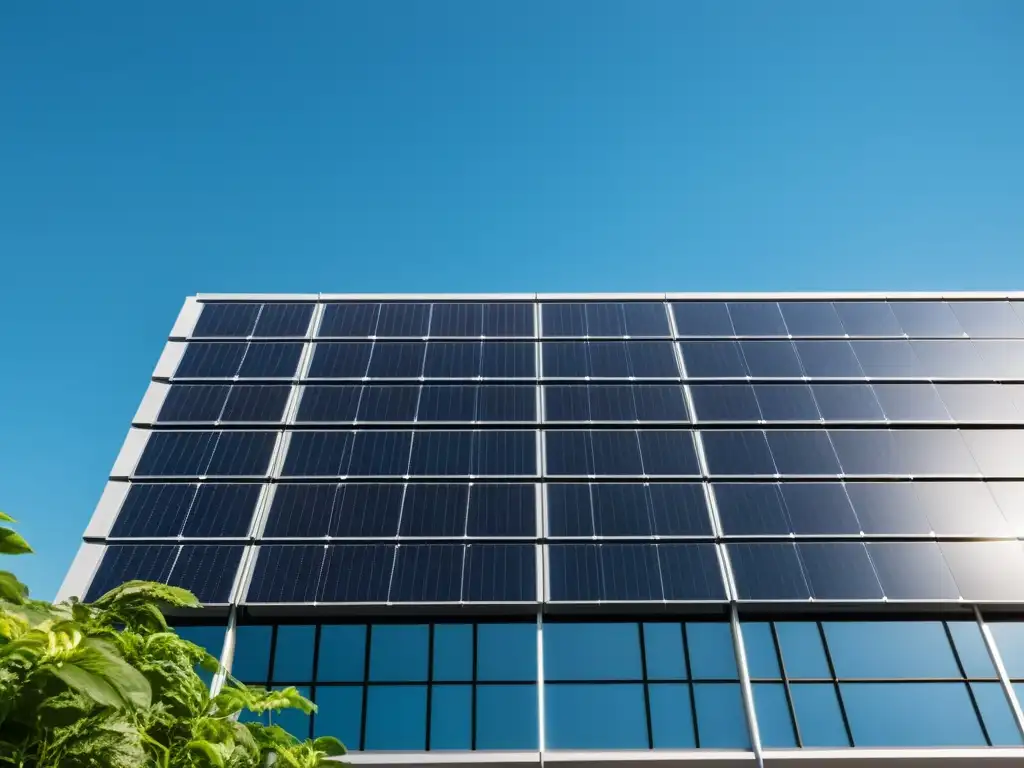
[77,297,1024,610]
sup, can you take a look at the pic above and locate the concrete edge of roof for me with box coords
[192,291,1024,301]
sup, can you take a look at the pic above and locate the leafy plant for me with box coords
[0,512,347,767]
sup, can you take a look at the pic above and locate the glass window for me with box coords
[478,623,536,682]
[545,683,648,749]
[753,683,797,748]
[989,622,1024,679]
[271,684,311,739]
[364,686,427,750]
[971,682,1023,746]
[790,683,849,747]
[743,623,782,679]
[948,621,996,679]
[369,625,428,682]
[648,684,696,748]
[317,625,366,682]
[644,623,687,680]
[434,624,473,682]
[775,623,830,679]
[693,683,749,748]
[477,684,539,750]
[824,622,960,679]
[272,625,316,682]
[430,685,472,749]
[313,686,363,751]
[687,623,738,680]
[232,625,273,682]
[544,623,642,681]
[841,682,986,747]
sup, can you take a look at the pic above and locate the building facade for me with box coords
[58,292,1024,767]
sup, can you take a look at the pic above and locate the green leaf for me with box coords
[0,529,32,556]
[37,689,95,728]
[186,739,227,767]
[52,662,126,708]
[76,637,152,709]
[312,735,346,756]
[0,512,15,523]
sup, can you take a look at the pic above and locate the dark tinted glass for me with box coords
[834,302,903,336]
[429,303,483,337]
[158,384,230,423]
[811,384,884,421]
[308,342,372,378]
[374,303,430,337]
[679,341,747,377]
[841,683,985,747]
[220,385,290,422]
[238,342,303,378]
[739,341,803,377]
[347,430,413,476]
[728,302,788,336]
[950,301,1024,338]
[794,340,864,377]
[423,342,480,378]
[467,484,536,537]
[193,303,259,337]
[253,303,314,338]
[778,302,845,336]
[175,342,247,378]
[754,384,821,421]
[702,430,776,476]
[318,303,379,337]
[824,621,960,678]
[353,385,417,421]
[690,384,761,422]
[281,432,353,477]
[417,385,476,421]
[889,301,964,338]
[368,341,426,377]
[671,301,734,337]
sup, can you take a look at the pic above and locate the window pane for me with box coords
[544,623,642,680]
[841,682,986,747]
[477,685,539,750]
[272,625,315,682]
[433,624,472,682]
[948,621,997,679]
[776,623,830,679]
[754,683,797,748]
[743,623,781,679]
[317,625,366,682]
[364,686,427,750]
[369,625,428,681]
[313,686,363,752]
[790,683,849,747]
[687,623,738,680]
[478,623,536,682]
[989,623,1024,680]
[545,683,648,749]
[644,623,687,680]
[271,685,311,739]
[693,683,749,748]
[649,683,696,748]
[972,682,1023,746]
[430,685,472,749]
[824,622,960,679]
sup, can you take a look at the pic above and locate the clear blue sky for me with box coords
[1,1,1022,599]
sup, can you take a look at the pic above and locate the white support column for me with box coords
[730,604,764,768]
[210,605,238,696]
[975,606,1024,741]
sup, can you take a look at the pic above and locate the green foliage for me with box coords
[0,514,348,767]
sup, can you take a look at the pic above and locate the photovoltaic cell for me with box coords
[726,302,788,337]
[220,385,291,422]
[794,341,865,377]
[158,385,230,422]
[203,432,278,476]
[950,301,1024,339]
[318,303,379,337]
[417,385,476,421]
[467,484,536,537]
[476,385,536,422]
[182,484,262,537]
[889,301,965,338]
[764,430,841,475]
[937,542,1024,602]
[849,340,921,378]
[400,484,469,536]
[347,430,413,476]
[375,303,431,337]
[671,302,735,337]
[253,303,314,338]
[753,384,821,422]
[318,544,396,602]
[358,385,420,421]
[482,303,534,337]
[936,384,1024,422]
[409,431,472,476]
[296,385,361,422]
[866,542,961,600]
[308,342,372,378]
[811,384,883,421]
[637,430,701,476]
[872,383,951,422]
[246,545,326,602]
[463,544,536,601]
[739,341,803,377]
[237,343,303,378]
[910,340,987,379]
[192,303,260,338]
[701,431,777,476]
[86,544,242,603]
[134,432,218,476]
[679,341,747,378]
[390,544,464,601]
[367,342,426,377]
[834,302,903,337]
[728,543,810,600]
[175,343,247,378]
[479,341,536,377]
[778,302,846,337]
[332,484,405,537]
[429,303,484,337]
[85,544,177,600]
[473,430,536,476]
[110,484,198,538]
[798,542,883,599]
[423,342,480,377]
[282,432,354,477]
[689,384,762,422]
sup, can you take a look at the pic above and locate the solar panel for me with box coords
[158,385,231,422]
[109,483,261,539]
[192,303,260,338]
[86,544,242,603]
[175,343,248,378]
[318,303,379,337]
[253,303,314,337]
[238,343,303,378]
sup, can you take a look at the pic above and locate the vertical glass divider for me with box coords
[974,605,1024,741]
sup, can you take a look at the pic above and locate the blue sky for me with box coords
[1,1,1022,598]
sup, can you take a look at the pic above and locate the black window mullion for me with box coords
[770,621,802,748]
[681,623,700,748]
[266,624,278,687]
[359,625,372,751]
[943,620,992,747]
[307,624,322,740]
[816,622,854,747]
[425,623,435,750]
[637,623,655,749]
